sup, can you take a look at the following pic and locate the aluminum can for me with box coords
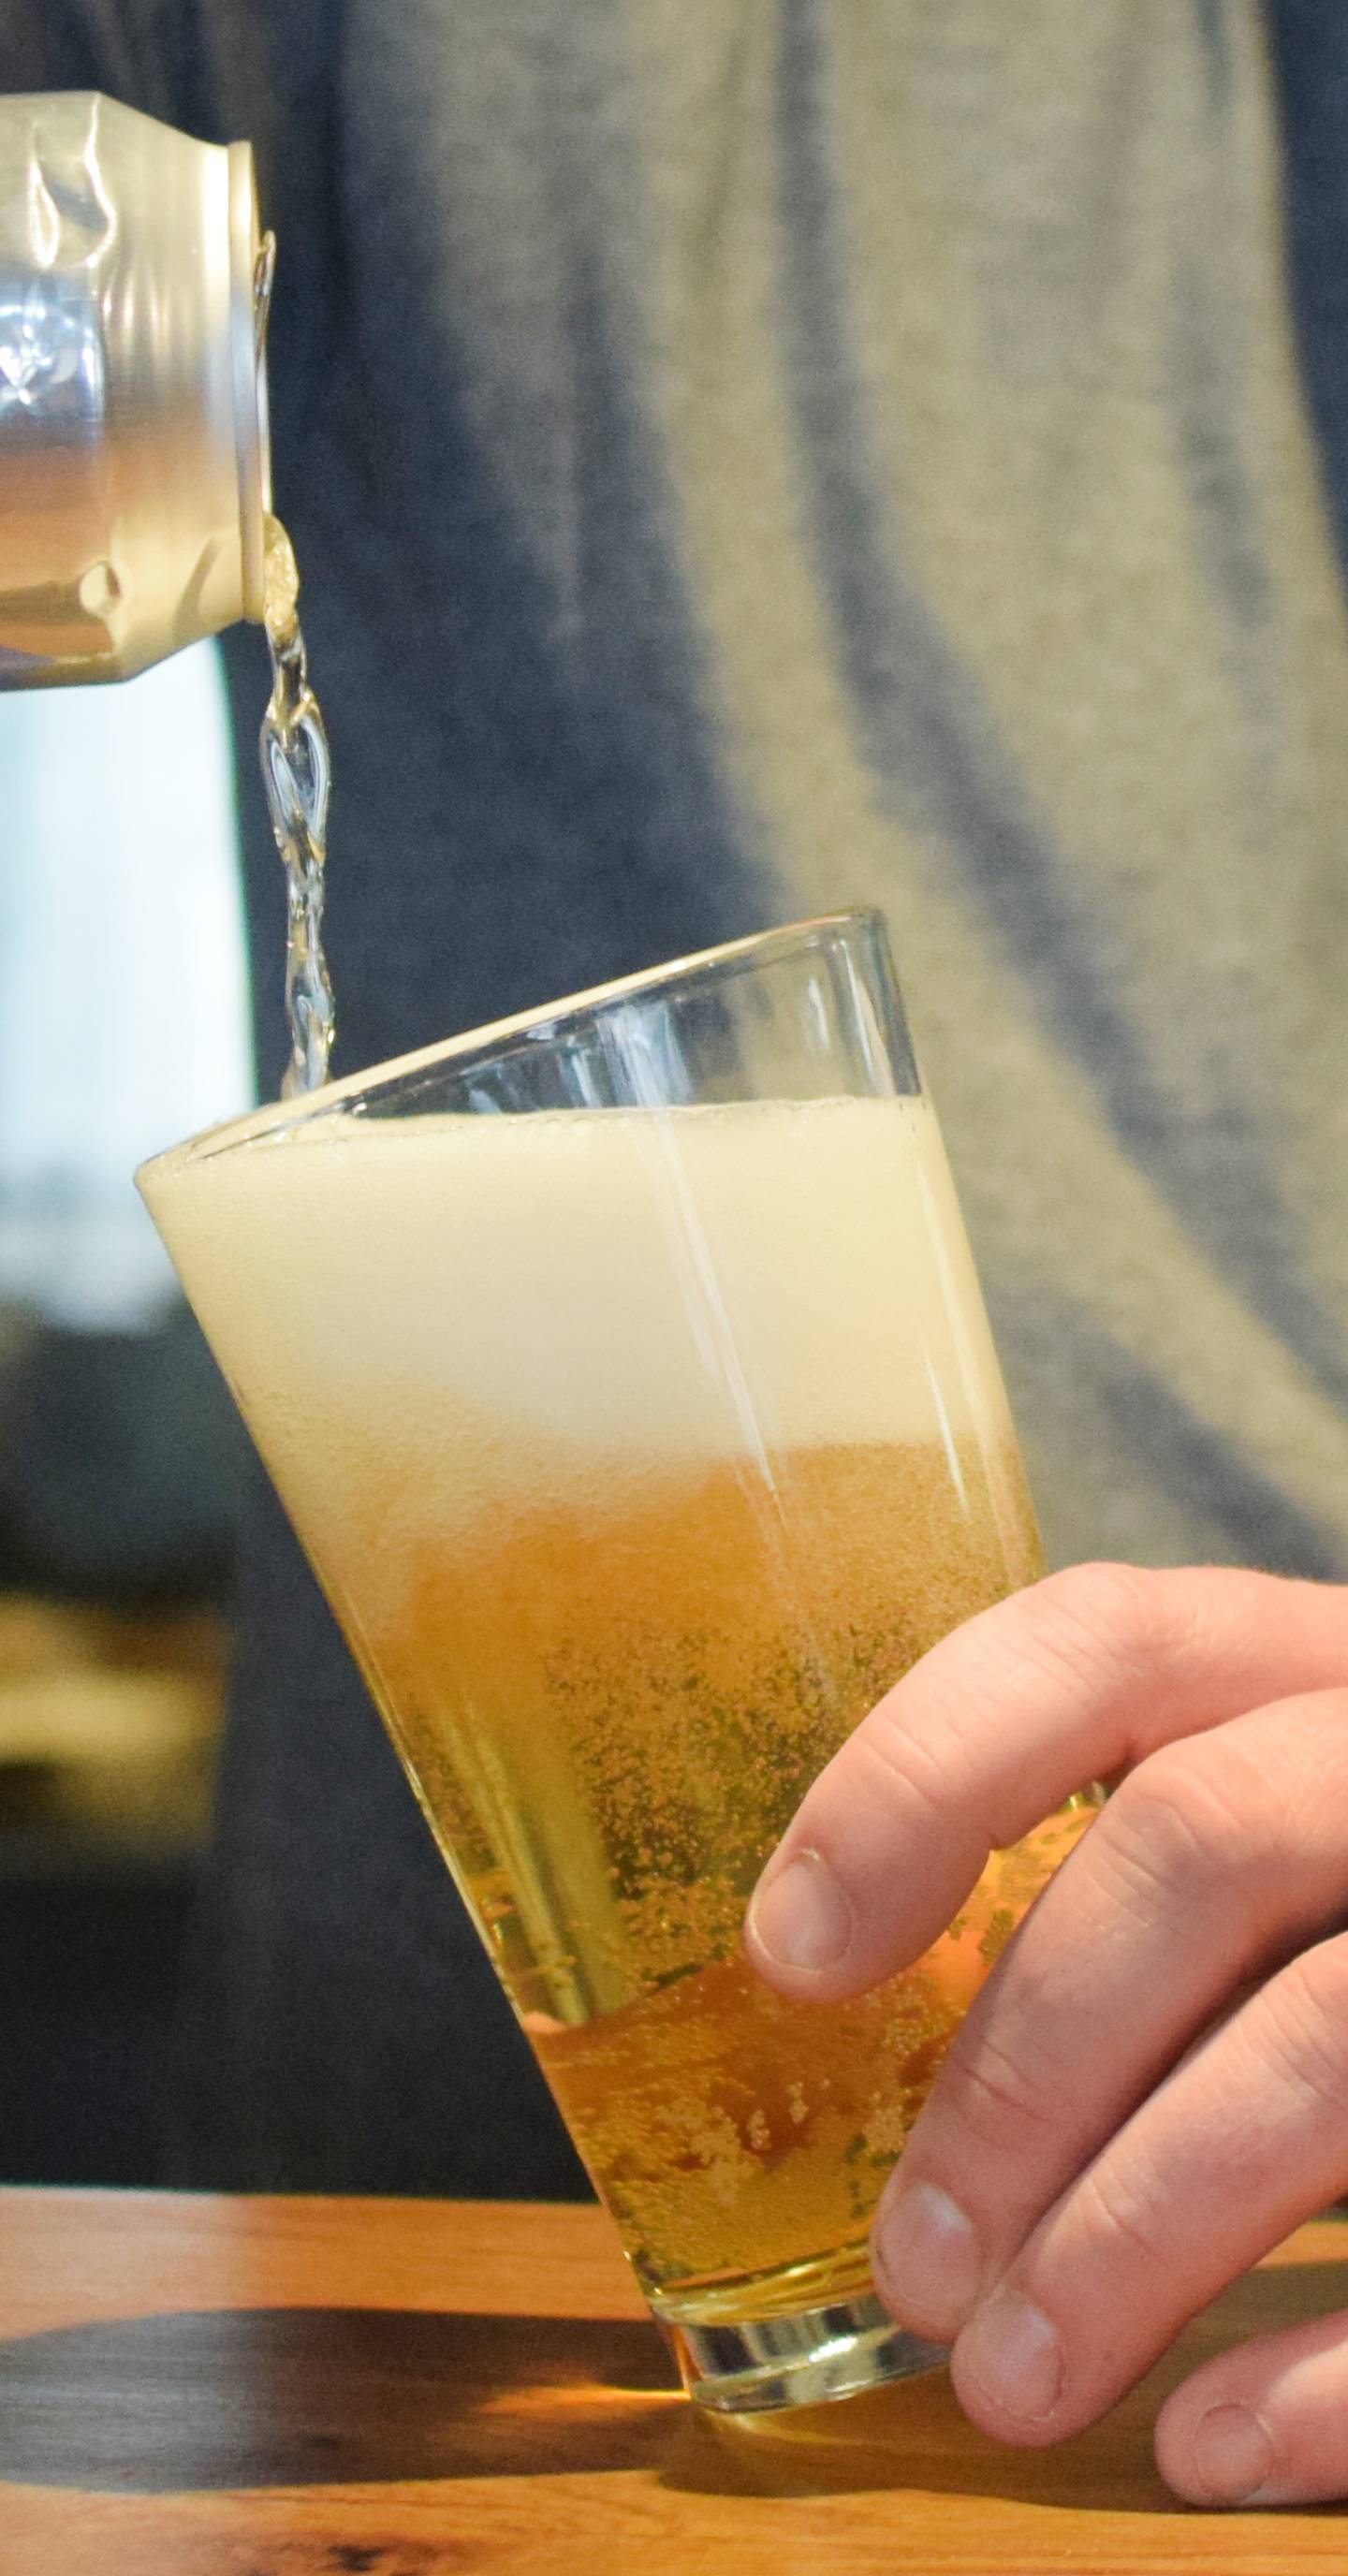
[0,91,271,686]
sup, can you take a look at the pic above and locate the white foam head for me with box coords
[142,1095,1014,1486]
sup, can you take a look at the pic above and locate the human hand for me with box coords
[743,1563,1348,2508]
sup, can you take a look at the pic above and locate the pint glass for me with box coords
[139,914,1092,2414]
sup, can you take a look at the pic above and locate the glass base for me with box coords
[658,2289,947,2415]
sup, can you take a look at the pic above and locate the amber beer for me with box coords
[444,1445,1089,2320]
[143,1084,1090,2333]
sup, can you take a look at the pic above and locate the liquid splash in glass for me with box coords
[260,514,335,1095]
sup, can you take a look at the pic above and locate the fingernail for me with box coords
[1189,2404,1276,2505]
[748,1849,853,1972]
[957,2291,1063,2422]
[872,2184,982,2337]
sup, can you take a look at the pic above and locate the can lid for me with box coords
[227,139,271,624]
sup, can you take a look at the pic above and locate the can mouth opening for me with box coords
[227,139,271,624]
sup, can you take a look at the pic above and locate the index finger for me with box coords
[744,1562,1348,1998]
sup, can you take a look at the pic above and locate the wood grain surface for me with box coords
[1,2187,1345,2573]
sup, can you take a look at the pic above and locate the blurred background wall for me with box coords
[0,641,255,2182]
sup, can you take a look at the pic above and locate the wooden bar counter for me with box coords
[1,2187,1344,2572]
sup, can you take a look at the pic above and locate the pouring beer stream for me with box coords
[260,513,336,1094]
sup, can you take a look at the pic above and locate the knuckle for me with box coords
[1103,1740,1272,1907]
[1003,1560,1173,1695]
[934,2023,1061,2155]
[850,1697,972,1828]
[1264,1939,1348,2116]
[1284,1685,1348,1768]
[1074,2149,1172,2273]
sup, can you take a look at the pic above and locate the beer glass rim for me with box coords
[138,908,888,1183]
